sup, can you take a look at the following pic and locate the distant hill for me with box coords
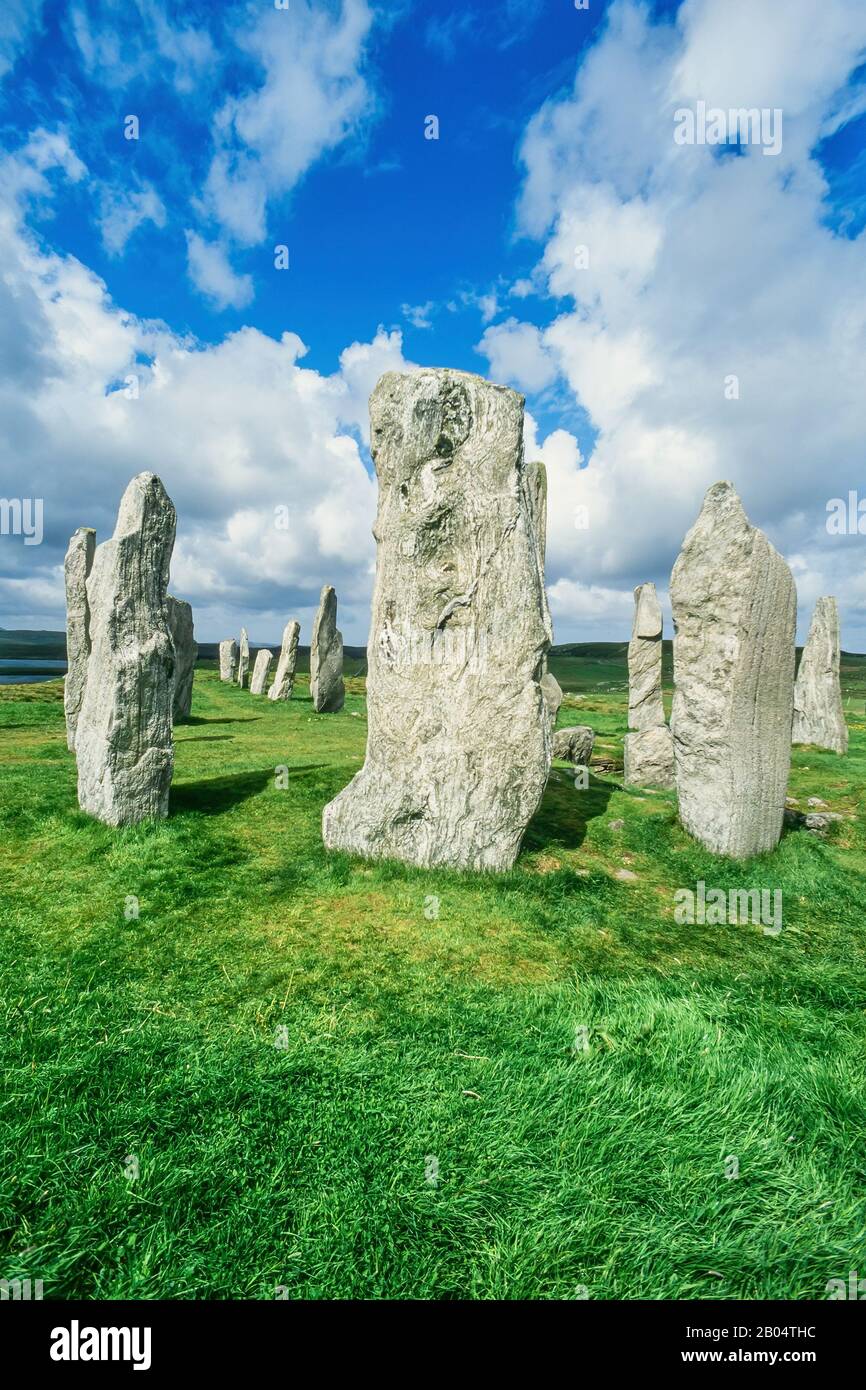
[3,630,865,696]
[0,629,367,673]
[0,628,69,660]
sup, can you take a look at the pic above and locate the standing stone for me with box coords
[63,526,96,751]
[670,481,796,858]
[525,458,563,735]
[268,620,300,700]
[167,596,196,721]
[553,725,595,766]
[249,648,274,695]
[75,473,176,826]
[310,586,345,713]
[792,597,848,754]
[541,670,563,730]
[237,628,250,688]
[322,367,551,872]
[623,582,674,788]
[219,639,238,682]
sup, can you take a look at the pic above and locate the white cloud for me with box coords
[65,3,377,307]
[477,319,557,394]
[185,231,254,311]
[509,278,535,299]
[480,0,866,646]
[336,327,417,444]
[0,128,86,211]
[0,147,415,644]
[0,0,45,81]
[71,0,217,94]
[199,0,375,246]
[98,182,166,256]
[547,578,636,633]
[402,301,435,329]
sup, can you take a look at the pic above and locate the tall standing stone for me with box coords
[249,648,274,695]
[63,526,96,751]
[310,586,345,713]
[526,458,562,733]
[237,628,250,688]
[268,620,300,700]
[623,582,674,788]
[792,597,848,754]
[670,481,796,858]
[167,596,196,721]
[322,367,551,872]
[75,473,176,826]
[219,639,238,682]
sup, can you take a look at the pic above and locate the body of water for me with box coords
[0,659,67,686]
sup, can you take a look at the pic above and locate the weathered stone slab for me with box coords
[75,473,176,826]
[623,581,674,788]
[310,585,345,713]
[792,597,848,754]
[541,671,563,731]
[628,583,666,731]
[219,639,238,682]
[525,458,561,737]
[268,620,300,700]
[552,725,594,766]
[322,367,551,872]
[63,526,96,751]
[237,628,249,688]
[249,648,274,695]
[670,481,796,858]
[167,596,196,721]
[624,725,674,787]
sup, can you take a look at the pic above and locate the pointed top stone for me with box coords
[670,481,796,858]
[63,526,96,751]
[268,620,300,701]
[75,473,176,826]
[310,586,344,713]
[793,596,847,754]
[633,582,663,640]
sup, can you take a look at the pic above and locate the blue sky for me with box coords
[1,0,865,648]
[1,0,608,440]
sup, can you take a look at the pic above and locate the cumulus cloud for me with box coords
[478,319,557,394]
[185,231,254,311]
[0,138,413,644]
[336,327,417,444]
[98,182,166,256]
[478,0,866,646]
[198,0,376,248]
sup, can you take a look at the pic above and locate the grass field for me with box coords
[1,663,865,1300]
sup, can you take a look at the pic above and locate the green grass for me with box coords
[1,669,865,1300]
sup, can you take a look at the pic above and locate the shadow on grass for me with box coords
[170,763,333,816]
[170,768,275,816]
[523,769,614,853]
[180,715,262,727]
[176,735,236,744]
